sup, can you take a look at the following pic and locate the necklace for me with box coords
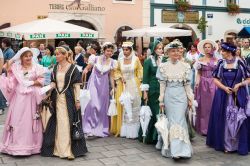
[225,57,236,64]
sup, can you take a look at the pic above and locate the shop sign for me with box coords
[162,10,199,24]
[49,2,105,12]
[56,33,71,38]
[7,32,12,37]
[80,33,95,38]
[30,33,46,39]
[207,14,213,18]
[15,34,22,40]
[237,18,250,25]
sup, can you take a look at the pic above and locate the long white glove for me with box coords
[40,85,53,95]
[22,80,34,87]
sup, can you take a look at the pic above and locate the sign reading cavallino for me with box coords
[162,10,199,24]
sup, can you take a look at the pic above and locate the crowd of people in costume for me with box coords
[0,37,250,160]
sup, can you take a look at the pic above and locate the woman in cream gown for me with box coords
[111,42,143,138]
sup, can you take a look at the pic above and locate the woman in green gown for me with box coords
[138,40,163,144]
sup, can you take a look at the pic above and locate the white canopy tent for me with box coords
[122,26,192,37]
[0,18,98,40]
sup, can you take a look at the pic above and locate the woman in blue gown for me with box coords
[206,42,250,155]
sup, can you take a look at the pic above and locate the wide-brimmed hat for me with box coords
[197,39,218,55]
[164,41,182,53]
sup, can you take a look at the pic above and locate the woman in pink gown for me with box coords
[0,47,45,156]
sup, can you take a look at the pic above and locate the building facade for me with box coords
[0,0,149,46]
[151,0,250,43]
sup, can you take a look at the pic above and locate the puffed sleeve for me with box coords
[140,59,150,91]
[238,60,250,79]
[113,61,122,81]
[212,59,224,79]
[193,61,202,70]
[88,54,96,65]
[183,64,194,101]
[35,64,45,86]
[156,65,166,105]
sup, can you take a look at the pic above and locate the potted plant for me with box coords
[197,17,207,33]
[174,0,191,12]
[227,3,240,16]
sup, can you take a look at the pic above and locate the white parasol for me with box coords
[0,18,98,40]
[140,100,152,138]
[155,108,169,150]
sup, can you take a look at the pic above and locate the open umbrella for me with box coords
[0,18,98,40]
[80,74,91,116]
[140,100,152,138]
[122,26,192,37]
[155,108,169,150]
[226,95,247,139]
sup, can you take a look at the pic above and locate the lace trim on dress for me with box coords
[159,61,191,82]
[169,124,190,145]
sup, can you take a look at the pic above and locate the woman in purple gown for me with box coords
[195,39,218,135]
[83,42,116,137]
[206,43,250,155]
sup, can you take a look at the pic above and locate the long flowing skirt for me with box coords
[0,91,43,155]
[195,76,216,135]
[161,83,192,158]
[83,70,110,137]
[53,94,73,158]
[110,81,124,137]
[206,88,250,155]
[120,79,141,139]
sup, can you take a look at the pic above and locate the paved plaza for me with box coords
[0,113,249,166]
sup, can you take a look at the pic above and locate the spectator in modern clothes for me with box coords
[1,38,15,63]
[241,38,250,58]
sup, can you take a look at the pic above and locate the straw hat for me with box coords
[197,39,218,55]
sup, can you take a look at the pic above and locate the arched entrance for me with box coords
[170,24,197,48]
[114,26,133,46]
[55,20,97,50]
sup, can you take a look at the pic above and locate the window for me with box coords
[113,0,135,4]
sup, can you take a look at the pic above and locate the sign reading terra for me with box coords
[81,33,94,38]
[162,10,199,24]
[30,33,46,39]
[56,33,71,38]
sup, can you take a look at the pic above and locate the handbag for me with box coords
[245,85,250,117]
[72,110,84,141]
[107,90,117,116]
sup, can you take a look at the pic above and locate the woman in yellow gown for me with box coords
[110,42,143,138]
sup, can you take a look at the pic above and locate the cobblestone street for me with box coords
[0,113,249,166]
